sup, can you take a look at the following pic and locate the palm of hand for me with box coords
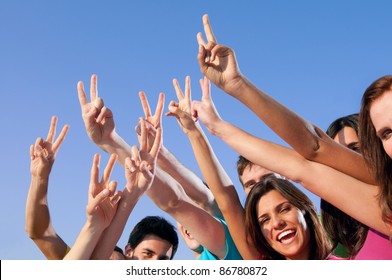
[127,148,155,193]
[126,165,153,194]
[88,196,117,229]
[196,100,219,131]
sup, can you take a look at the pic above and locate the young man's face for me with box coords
[125,234,174,260]
[240,164,273,196]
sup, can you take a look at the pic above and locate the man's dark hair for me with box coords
[128,216,179,259]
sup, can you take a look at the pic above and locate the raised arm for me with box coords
[91,119,161,259]
[167,76,258,259]
[139,89,221,218]
[196,14,374,185]
[25,116,69,259]
[135,92,228,259]
[64,154,121,260]
[193,83,390,236]
[77,74,133,166]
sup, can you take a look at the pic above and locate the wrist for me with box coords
[31,174,50,183]
[97,131,119,152]
[229,75,250,98]
[83,220,105,237]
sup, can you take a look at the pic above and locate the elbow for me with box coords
[25,224,38,240]
[297,125,324,161]
[158,196,182,213]
[300,140,321,161]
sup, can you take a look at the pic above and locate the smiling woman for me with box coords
[245,174,334,260]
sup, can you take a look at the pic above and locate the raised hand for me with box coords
[191,76,223,135]
[197,14,243,95]
[77,74,115,146]
[30,116,69,178]
[166,76,199,135]
[126,118,162,194]
[87,153,122,229]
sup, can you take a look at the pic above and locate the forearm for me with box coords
[97,131,133,167]
[158,146,217,213]
[234,77,319,155]
[231,77,375,184]
[186,128,235,212]
[146,168,186,212]
[25,175,69,259]
[186,127,259,259]
[147,168,228,259]
[64,222,104,260]
[212,120,391,235]
[211,119,308,183]
[90,189,143,259]
[25,175,50,238]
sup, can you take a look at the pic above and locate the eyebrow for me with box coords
[347,142,360,150]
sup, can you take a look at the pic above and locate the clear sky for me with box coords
[1,0,391,260]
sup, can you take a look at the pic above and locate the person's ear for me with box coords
[125,244,134,259]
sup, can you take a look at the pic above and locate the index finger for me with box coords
[203,14,217,43]
[172,78,185,102]
[77,80,88,107]
[139,91,152,118]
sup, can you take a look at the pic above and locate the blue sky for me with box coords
[0,0,391,260]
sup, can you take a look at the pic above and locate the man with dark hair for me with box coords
[125,216,178,260]
[237,155,277,196]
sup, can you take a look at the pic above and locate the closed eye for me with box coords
[380,129,392,141]
[244,181,255,189]
[347,142,360,153]
[258,216,269,225]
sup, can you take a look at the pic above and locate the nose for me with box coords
[271,215,285,230]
